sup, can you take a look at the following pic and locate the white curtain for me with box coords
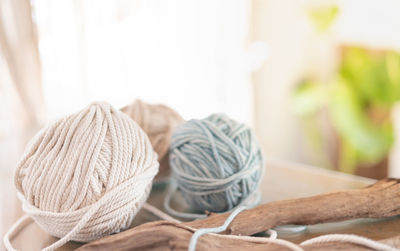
[0,0,44,136]
[32,0,259,125]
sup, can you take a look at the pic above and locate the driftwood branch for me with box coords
[77,220,400,251]
[77,179,400,251]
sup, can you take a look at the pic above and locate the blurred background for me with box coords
[2,0,400,182]
[3,0,400,246]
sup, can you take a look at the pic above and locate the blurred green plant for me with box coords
[293,48,400,173]
[308,4,339,33]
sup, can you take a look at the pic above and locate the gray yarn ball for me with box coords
[169,113,263,213]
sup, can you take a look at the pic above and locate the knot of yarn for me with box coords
[169,113,263,213]
[14,102,158,246]
[121,99,183,180]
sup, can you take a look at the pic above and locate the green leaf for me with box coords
[293,46,399,173]
[308,5,339,33]
[385,51,400,102]
[329,79,392,165]
[292,81,327,116]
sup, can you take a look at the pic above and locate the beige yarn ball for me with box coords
[14,102,158,250]
[121,99,184,180]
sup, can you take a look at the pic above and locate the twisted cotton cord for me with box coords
[166,114,264,219]
[4,202,177,251]
[142,203,181,223]
[300,234,400,251]
[188,206,247,251]
[189,206,400,251]
[188,206,304,251]
[121,99,184,181]
[5,102,159,251]
[219,235,304,251]
[274,224,307,234]
[3,215,33,251]
[4,202,178,251]
[164,181,261,219]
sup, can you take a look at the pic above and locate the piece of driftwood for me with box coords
[77,220,400,251]
[77,179,400,251]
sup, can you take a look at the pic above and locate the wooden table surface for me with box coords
[0,127,400,251]
[2,132,398,251]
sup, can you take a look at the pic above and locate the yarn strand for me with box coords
[121,99,184,181]
[4,202,177,251]
[188,206,247,251]
[188,205,399,251]
[167,114,264,218]
[142,203,181,223]
[300,234,400,251]
[164,181,261,219]
[188,206,304,251]
[5,102,159,251]
[3,215,33,251]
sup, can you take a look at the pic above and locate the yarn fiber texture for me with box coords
[14,102,158,250]
[169,113,263,213]
[121,99,184,181]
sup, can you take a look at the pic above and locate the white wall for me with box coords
[33,0,256,125]
[252,0,400,171]
[252,0,317,164]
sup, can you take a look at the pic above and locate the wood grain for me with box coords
[3,159,375,250]
[77,179,400,251]
[77,221,400,251]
